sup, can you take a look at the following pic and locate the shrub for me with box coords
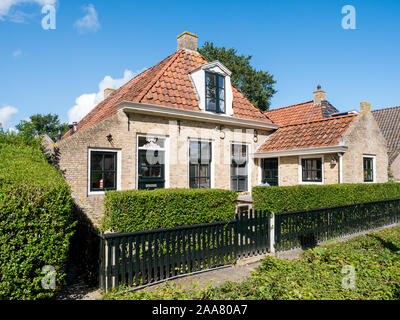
[252,183,400,213]
[102,189,238,233]
[0,136,75,300]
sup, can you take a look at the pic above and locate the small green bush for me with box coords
[0,135,75,300]
[253,183,400,213]
[102,189,238,232]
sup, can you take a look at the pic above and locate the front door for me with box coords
[262,158,279,186]
[138,150,165,190]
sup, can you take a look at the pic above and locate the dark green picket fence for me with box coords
[274,198,400,251]
[98,210,270,291]
[98,199,400,291]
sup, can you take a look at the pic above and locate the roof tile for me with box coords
[257,114,357,153]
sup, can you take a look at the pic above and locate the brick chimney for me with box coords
[360,101,371,114]
[177,31,198,51]
[104,88,115,99]
[313,85,326,105]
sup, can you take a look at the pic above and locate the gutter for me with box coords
[116,101,280,131]
[252,145,349,158]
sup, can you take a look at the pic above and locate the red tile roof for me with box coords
[62,49,273,139]
[257,114,357,153]
[264,101,326,126]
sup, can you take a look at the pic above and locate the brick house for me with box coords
[372,106,400,181]
[55,32,388,226]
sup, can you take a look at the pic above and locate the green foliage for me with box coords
[0,133,75,300]
[106,226,400,300]
[252,183,400,213]
[102,189,238,233]
[198,42,277,111]
[16,113,69,142]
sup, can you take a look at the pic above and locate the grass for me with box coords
[104,225,400,300]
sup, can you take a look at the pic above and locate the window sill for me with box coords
[299,181,324,185]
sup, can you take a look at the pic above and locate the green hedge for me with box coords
[253,183,400,213]
[102,189,238,233]
[0,137,75,300]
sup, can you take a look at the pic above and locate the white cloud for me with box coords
[74,4,100,34]
[0,0,56,22]
[12,49,22,57]
[0,105,19,128]
[67,70,136,123]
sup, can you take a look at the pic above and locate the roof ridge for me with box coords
[136,50,184,102]
[266,100,314,113]
[281,113,357,128]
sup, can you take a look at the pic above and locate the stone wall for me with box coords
[56,109,270,226]
[341,111,388,184]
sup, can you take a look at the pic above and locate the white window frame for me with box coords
[258,156,280,186]
[298,155,324,185]
[230,142,251,192]
[136,134,169,189]
[87,148,122,196]
[187,138,214,189]
[363,155,376,183]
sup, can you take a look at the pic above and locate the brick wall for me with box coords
[56,110,270,226]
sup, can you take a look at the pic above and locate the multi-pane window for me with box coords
[90,151,117,192]
[363,157,374,182]
[189,140,212,189]
[301,158,322,182]
[205,72,225,114]
[231,144,248,192]
[137,135,166,190]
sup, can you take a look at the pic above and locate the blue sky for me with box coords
[1,0,400,129]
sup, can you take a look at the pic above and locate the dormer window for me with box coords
[205,72,225,114]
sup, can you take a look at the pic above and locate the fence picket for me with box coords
[98,199,400,291]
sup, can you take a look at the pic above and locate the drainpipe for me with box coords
[338,153,343,183]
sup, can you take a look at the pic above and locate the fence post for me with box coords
[269,214,275,254]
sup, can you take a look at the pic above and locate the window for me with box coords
[363,157,374,182]
[137,135,167,190]
[189,140,212,189]
[301,158,322,182]
[231,144,248,192]
[205,72,225,114]
[90,151,117,192]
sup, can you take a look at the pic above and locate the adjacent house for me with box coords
[55,32,389,226]
[372,106,400,181]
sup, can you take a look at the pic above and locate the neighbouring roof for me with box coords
[257,114,357,153]
[62,49,273,139]
[264,100,339,126]
[372,106,400,164]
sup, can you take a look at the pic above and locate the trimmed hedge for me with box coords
[102,189,238,233]
[0,136,75,300]
[253,183,400,213]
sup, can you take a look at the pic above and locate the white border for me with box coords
[87,148,122,196]
[298,155,324,185]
